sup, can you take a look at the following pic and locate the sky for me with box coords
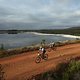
[0,0,80,29]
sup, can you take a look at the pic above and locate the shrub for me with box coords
[0,44,5,50]
[63,60,80,80]
[32,60,80,80]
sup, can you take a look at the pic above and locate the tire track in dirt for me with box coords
[0,43,80,80]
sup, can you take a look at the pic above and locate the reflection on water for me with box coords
[0,32,75,49]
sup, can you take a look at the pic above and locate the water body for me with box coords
[0,32,79,49]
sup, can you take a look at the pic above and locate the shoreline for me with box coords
[0,31,80,39]
[26,32,80,39]
[0,32,80,50]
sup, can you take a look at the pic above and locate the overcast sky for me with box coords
[0,0,80,29]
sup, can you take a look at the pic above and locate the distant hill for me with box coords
[35,27,80,36]
[0,26,80,36]
[68,27,80,29]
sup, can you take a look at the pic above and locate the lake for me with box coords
[0,32,79,49]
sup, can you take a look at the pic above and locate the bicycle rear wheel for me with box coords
[44,54,48,60]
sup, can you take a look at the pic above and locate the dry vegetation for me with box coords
[30,58,80,80]
[0,39,80,58]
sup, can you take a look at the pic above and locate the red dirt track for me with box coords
[0,43,80,80]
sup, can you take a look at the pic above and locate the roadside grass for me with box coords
[33,59,80,80]
[0,40,80,58]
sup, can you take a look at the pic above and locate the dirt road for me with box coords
[0,43,80,80]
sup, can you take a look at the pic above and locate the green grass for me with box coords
[63,60,80,80]
[34,60,80,80]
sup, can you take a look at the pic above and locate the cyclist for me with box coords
[50,42,55,48]
[39,46,46,59]
[49,42,57,51]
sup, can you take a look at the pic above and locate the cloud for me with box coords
[0,0,80,29]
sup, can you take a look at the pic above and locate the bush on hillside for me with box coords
[33,60,80,80]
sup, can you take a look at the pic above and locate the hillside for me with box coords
[0,43,80,80]
[0,27,80,35]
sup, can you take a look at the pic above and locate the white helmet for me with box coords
[40,46,42,49]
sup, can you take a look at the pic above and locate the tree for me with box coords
[0,44,4,50]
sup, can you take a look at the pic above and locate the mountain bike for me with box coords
[35,53,48,63]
